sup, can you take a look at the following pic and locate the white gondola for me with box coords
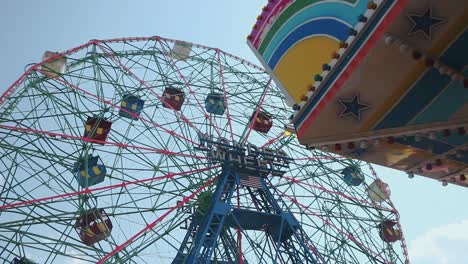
[366,179,390,202]
[41,51,66,77]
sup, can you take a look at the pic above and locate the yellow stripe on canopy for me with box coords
[274,36,339,103]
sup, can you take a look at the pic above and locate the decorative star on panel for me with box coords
[338,94,370,120]
[407,7,445,40]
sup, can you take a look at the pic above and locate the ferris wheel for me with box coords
[0,36,409,264]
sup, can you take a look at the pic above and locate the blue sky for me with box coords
[1,1,467,263]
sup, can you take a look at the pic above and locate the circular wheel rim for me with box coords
[0,36,409,264]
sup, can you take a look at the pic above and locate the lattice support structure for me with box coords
[174,162,318,264]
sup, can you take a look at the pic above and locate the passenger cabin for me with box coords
[119,95,144,120]
[378,220,402,243]
[367,179,391,203]
[251,111,273,134]
[74,208,112,246]
[72,155,106,188]
[162,87,185,111]
[41,51,66,77]
[341,166,365,186]
[205,93,226,115]
[84,117,112,143]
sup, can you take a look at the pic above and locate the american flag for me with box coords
[240,175,264,189]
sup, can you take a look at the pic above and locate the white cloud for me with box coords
[409,219,468,264]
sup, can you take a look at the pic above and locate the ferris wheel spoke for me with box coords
[277,188,393,264]
[34,68,199,146]
[247,232,279,262]
[0,67,35,108]
[259,131,284,149]
[97,176,218,264]
[0,124,204,161]
[93,42,208,137]
[241,78,273,144]
[215,50,235,142]
[0,166,219,211]
[115,212,191,263]
[156,38,226,139]
[0,137,81,210]
[279,176,395,213]
[1,204,104,258]
[367,164,410,260]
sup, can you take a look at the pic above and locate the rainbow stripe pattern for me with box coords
[248,0,368,103]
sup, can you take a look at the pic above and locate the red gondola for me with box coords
[378,220,402,242]
[162,87,185,111]
[84,117,112,143]
[251,111,273,134]
[74,208,113,246]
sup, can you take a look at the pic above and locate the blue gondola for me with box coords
[72,155,106,187]
[205,93,226,115]
[119,95,145,120]
[341,166,364,186]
